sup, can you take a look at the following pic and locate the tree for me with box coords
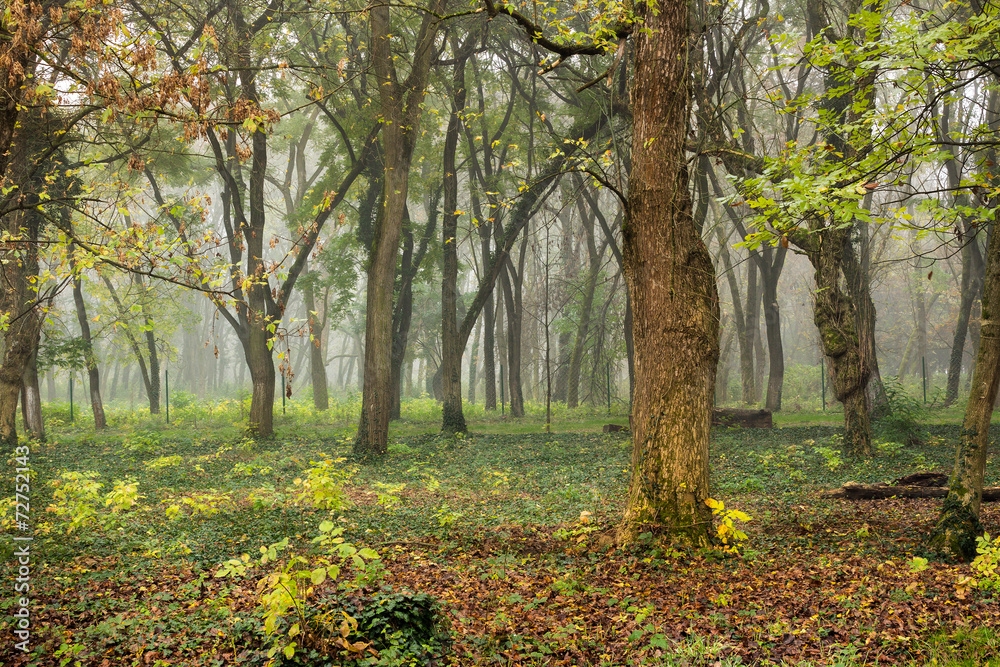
[928,215,1000,559]
[738,0,892,457]
[69,249,108,428]
[353,0,446,457]
[440,29,480,434]
[485,0,718,544]
[1,3,126,447]
[100,274,163,414]
[122,0,375,437]
[616,0,719,544]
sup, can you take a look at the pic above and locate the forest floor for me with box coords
[2,403,999,666]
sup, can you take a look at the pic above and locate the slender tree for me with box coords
[354,0,446,457]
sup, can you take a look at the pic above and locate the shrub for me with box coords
[874,376,924,446]
[335,589,453,665]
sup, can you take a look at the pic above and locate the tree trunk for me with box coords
[743,261,760,405]
[784,0,881,458]
[0,114,45,449]
[761,248,787,412]
[826,481,1000,501]
[928,219,1000,560]
[441,36,474,434]
[139,278,161,415]
[20,340,44,441]
[355,0,443,457]
[71,264,106,429]
[500,255,526,417]
[568,200,606,409]
[791,223,873,457]
[483,282,497,410]
[553,330,571,403]
[303,267,330,412]
[717,319,736,405]
[946,228,986,406]
[843,225,886,414]
[715,226,753,407]
[390,216,414,421]
[618,0,719,546]
[468,315,482,404]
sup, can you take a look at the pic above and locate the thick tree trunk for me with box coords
[928,219,1000,560]
[618,0,719,546]
[844,228,886,414]
[0,114,44,449]
[244,305,276,436]
[792,223,873,457]
[792,0,881,458]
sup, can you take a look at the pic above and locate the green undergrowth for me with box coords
[1,401,998,666]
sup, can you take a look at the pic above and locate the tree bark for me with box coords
[618,0,719,546]
[928,218,1000,559]
[441,35,475,434]
[355,0,444,457]
[20,342,44,441]
[761,247,787,411]
[0,111,47,449]
[791,223,873,457]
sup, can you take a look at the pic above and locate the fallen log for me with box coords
[712,408,773,429]
[892,472,947,487]
[822,481,1000,501]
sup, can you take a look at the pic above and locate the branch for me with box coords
[483,0,630,59]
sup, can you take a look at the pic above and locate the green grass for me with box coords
[2,397,998,666]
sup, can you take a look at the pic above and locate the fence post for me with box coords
[69,375,74,423]
[165,370,170,424]
[282,374,286,415]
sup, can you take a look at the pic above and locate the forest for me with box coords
[1,0,1000,664]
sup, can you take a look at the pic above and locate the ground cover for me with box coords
[1,400,998,666]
